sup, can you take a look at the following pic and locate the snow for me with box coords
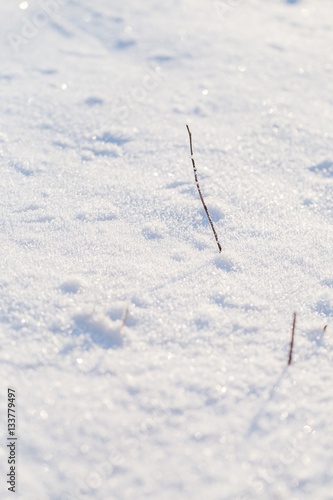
[0,0,333,498]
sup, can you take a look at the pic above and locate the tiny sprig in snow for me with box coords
[288,312,297,366]
[186,125,222,253]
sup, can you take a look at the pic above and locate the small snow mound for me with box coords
[73,309,123,349]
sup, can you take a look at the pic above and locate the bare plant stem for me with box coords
[288,312,297,366]
[186,125,222,253]
[323,325,328,333]
[119,304,129,334]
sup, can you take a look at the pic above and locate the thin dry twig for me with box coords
[119,304,129,334]
[323,324,328,333]
[186,125,222,253]
[288,312,297,366]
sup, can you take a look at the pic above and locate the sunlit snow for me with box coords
[0,0,333,499]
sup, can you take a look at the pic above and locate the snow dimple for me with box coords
[66,6,136,53]
[321,278,333,288]
[60,278,85,295]
[15,204,42,213]
[0,73,14,82]
[194,317,210,331]
[165,180,190,190]
[213,255,235,272]
[93,131,130,146]
[95,213,118,222]
[149,50,175,63]
[309,160,333,178]
[305,328,327,348]
[213,294,260,312]
[9,160,40,176]
[81,145,122,159]
[142,223,165,241]
[114,39,136,50]
[50,22,74,38]
[313,298,333,318]
[52,139,75,150]
[76,129,132,160]
[84,96,104,107]
[35,68,58,75]
[14,237,41,250]
[24,215,55,224]
[75,211,117,223]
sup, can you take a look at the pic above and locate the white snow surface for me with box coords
[1,0,333,498]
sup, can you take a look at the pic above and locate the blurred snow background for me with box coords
[0,0,333,498]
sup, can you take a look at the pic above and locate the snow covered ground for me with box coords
[0,0,333,498]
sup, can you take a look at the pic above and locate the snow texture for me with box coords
[0,0,333,499]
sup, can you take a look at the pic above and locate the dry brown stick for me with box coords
[288,312,297,366]
[186,125,222,253]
